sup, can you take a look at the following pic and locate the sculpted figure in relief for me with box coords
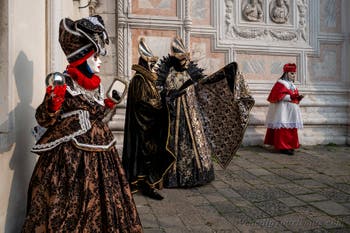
[270,0,289,24]
[243,0,263,22]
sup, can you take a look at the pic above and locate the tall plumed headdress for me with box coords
[170,36,190,61]
[59,15,109,63]
[138,37,158,63]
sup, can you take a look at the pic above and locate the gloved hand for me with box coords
[46,84,67,112]
[297,95,304,101]
[104,98,116,109]
[290,93,299,101]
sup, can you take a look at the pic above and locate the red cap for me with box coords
[283,63,297,73]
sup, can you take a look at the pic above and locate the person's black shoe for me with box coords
[280,149,294,156]
[142,187,164,200]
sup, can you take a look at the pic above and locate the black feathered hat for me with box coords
[59,15,109,63]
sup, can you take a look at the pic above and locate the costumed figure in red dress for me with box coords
[22,15,143,232]
[264,63,304,155]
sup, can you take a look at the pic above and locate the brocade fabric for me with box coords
[163,66,215,188]
[195,62,255,169]
[22,76,143,233]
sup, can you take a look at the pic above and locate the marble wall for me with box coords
[98,0,350,146]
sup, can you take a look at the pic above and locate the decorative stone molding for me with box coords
[270,30,297,41]
[224,0,310,47]
[232,26,268,39]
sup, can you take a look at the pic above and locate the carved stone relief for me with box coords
[297,0,308,41]
[269,0,290,24]
[225,0,309,43]
[89,0,99,15]
[242,0,264,22]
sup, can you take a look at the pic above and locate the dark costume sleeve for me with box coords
[35,94,62,128]
[194,62,255,168]
[131,74,163,132]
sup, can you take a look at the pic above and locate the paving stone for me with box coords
[278,197,306,207]
[310,201,350,216]
[136,204,153,214]
[230,198,254,208]
[240,205,270,219]
[294,179,329,189]
[217,188,242,199]
[317,188,350,203]
[234,224,270,233]
[134,146,350,232]
[178,212,205,226]
[255,200,293,217]
[225,164,243,172]
[328,228,350,233]
[285,165,319,174]
[246,168,273,176]
[188,225,216,233]
[236,187,289,203]
[223,211,255,225]
[196,204,221,219]
[330,183,350,195]
[204,216,236,232]
[307,173,337,186]
[275,213,320,232]
[185,195,210,205]
[308,214,345,229]
[343,203,350,210]
[234,170,259,180]
[140,214,160,229]
[244,178,269,186]
[163,227,190,233]
[293,205,325,217]
[212,201,241,214]
[143,229,165,233]
[301,229,329,233]
[297,194,328,202]
[158,215,184,228]
[333,176,350,184]
[270,168,308,180]
[278,183,314,195]
[336,215,350,226]
[134,193,149,205]
[203,192,227,203]
[258,160,286,169]
[232,159,261,169]
[211,180,230,189]
[254,217,287,231]
[260,175,290,184]
[196,185,217,194]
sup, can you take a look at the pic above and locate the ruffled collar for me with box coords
[66,65,101,90]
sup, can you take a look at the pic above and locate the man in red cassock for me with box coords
[264,63,304,155]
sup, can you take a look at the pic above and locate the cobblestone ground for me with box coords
[133,145,350,233]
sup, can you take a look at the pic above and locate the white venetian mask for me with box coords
[287,72,296,82]
[87,55,102,73]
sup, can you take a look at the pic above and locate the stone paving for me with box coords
[133,145,350,233]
